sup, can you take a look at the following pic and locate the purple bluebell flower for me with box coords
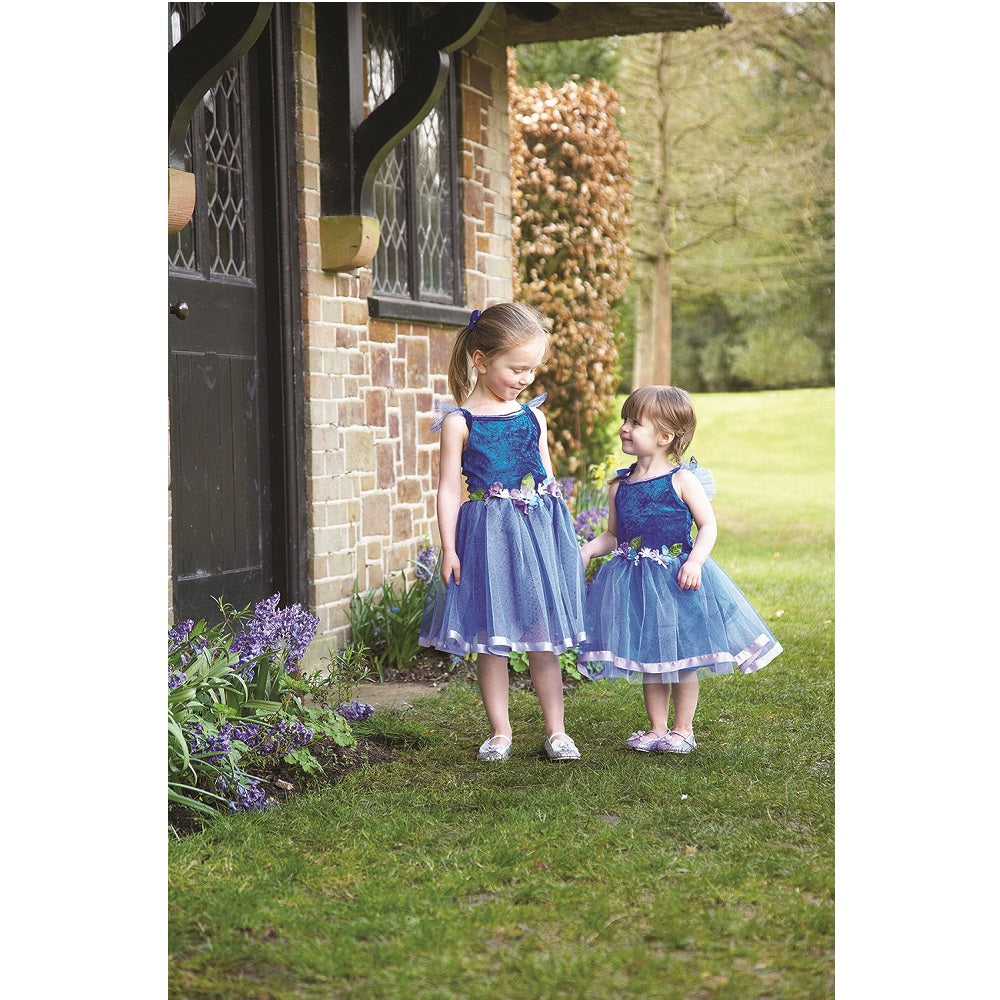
[234,780,271,812]
[414,545,438,583]
[246,718,314,758]
[188,726,232,764]
[216,775,272,812]
[228,722,262,747]
[574,504,608,541]
[338,700,375,722]
[168,619,195,652]
[229,593,320,681]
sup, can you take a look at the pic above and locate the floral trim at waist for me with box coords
[468,474,563,514]
[614,535,687,566]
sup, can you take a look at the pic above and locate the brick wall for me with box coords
[292,4,514,657]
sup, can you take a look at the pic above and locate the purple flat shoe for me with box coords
[626,730,664,752]
[654,730,697,754]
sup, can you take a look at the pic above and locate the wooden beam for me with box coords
[353,4,495,215]
[316,2,495,271]
[168,3,274,169]
[167,2,273,233]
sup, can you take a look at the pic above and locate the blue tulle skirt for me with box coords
[578,551,782,684]
[419,495,586,657]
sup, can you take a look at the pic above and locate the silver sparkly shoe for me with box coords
[477,734,512,761]
[654,730,697,754]
[544,732,581,761]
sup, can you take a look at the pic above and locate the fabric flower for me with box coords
[538,476,564,500]
[613,538,687,566]
[510,488,539,513]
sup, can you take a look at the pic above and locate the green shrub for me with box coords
[511,74,634,476]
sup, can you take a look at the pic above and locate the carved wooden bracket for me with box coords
[316,3,495,271]
[167,2,273,233]
[353,4,495,214]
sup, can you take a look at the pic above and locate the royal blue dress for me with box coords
[578,463,782,684]
[419,394,586,657]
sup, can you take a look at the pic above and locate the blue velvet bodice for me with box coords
[614,466,694,552]
[460,402,547,492]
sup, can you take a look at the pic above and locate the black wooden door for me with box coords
[168,3,296,625]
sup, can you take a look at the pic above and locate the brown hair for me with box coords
[447,303,548,403]
[620,385,697,465]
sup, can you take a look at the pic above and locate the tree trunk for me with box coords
[633,34,672,388]
[649,250,672,385]
[632,268,652,389]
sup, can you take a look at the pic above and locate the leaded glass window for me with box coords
[364,3,460,305]
[168,1,252,282]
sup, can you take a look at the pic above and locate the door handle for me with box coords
[170,300,190,319]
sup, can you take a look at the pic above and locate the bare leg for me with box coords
[642,682,672,736]
[670,673,700,735]
[527,650,566,737]
[477,653,512,744]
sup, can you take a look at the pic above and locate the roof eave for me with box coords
[505,2,733,45]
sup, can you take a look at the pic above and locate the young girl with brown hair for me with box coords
[579,386,781,753]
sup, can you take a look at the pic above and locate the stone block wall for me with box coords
[292,4,515,654]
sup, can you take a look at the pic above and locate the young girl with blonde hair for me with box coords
[579,385,781,753]
[420,304,586,762]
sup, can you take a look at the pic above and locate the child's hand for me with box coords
[441,551,461,586]
[676,560,702,591]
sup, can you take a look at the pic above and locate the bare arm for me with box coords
[673,468,717,591]
[580,480,620,566]
[534,407,555,479]
[436,412,467,585]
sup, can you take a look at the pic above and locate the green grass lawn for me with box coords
[168,388,834,999]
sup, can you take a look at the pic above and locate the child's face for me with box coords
[473,335,546,402]
[619,412,673,458]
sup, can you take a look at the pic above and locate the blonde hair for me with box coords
[620,385,697,465]
[447,303,548,403]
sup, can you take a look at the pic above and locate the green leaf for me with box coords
[509,650,530,674]
[520,473,536,491]
[167,784,227,818]
[242,699,284,712]
[667,543,683,557]
[629,535,643,550]
[284,747,325,777]
[469,489,485,501]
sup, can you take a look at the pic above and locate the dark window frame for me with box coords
[365,6,466,326]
